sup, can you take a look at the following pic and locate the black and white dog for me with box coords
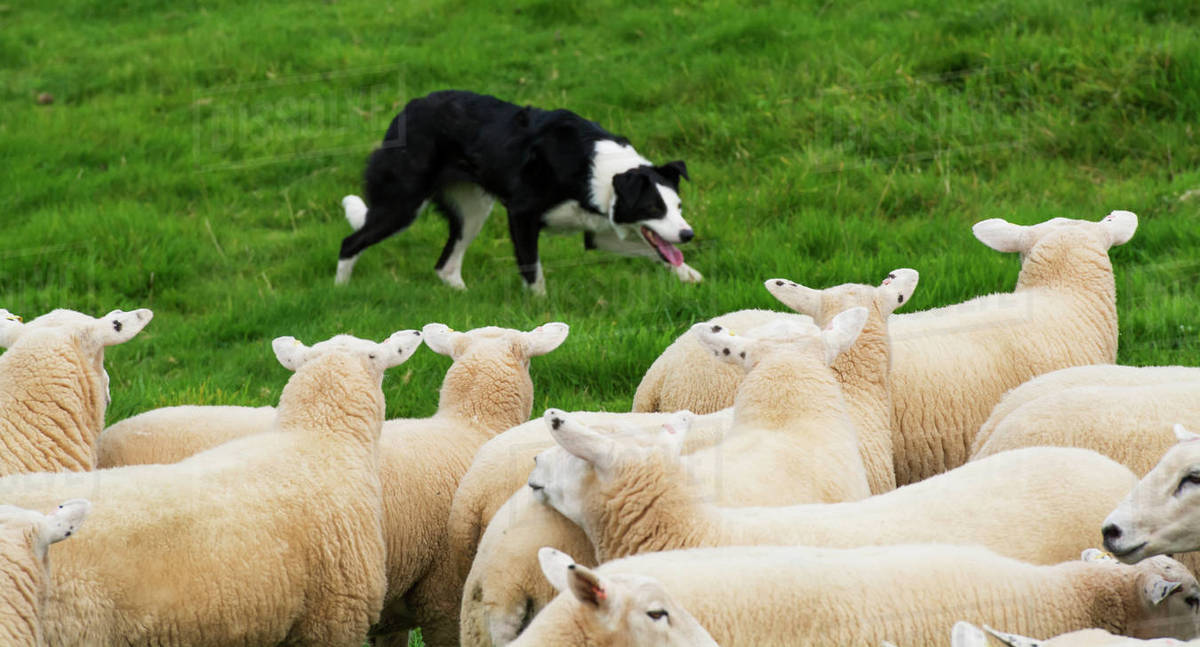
[335,90,700,294]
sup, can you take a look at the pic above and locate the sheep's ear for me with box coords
[878,269,919,314]
[39,499,90,546]
[0,310,25,347]
[658,410,692,457]
[764,278,822,317]
[1173,423,1199,443]
[973,218,1032,253]
[949,622,990,647]
[92,309,153,347]
[566,562,611,609]
[1145,575,1184,606]
[272,336,310,371]
[421,324,467,359]
[981,624,1043,647]
[521,322,569,357]
[691,323,753,369]
[538,547,576,593]
[377,329,423,369]
[545,409,616,470]
[1098,210,1138,248]
[820,307,868,365]
[1081,548,1119,564]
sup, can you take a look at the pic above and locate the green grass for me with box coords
[5,0,1198,424]
[1,0,1198,644]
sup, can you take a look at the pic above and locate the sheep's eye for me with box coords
[646,609,668,621]
[368,354,376,360]
[1176,473,1200,496]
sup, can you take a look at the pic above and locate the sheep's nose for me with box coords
[1102,524,1122,541]
[678,228,694,243]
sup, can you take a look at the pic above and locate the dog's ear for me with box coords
[655,160,689,185]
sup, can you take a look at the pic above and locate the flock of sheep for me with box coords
[3,209,1200,646]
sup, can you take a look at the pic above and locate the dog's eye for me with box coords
[646,609,668,621]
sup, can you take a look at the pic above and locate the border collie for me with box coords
[335,90,700,294]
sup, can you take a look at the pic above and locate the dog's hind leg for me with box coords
[336,196,427,285]
[433,183,495,290]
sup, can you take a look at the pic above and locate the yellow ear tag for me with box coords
[3,314,20,322]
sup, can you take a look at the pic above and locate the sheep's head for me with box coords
[531,409,691,527]
[691,306,868,370]
[765,268,919,325]
[0,308,153,406]
[529,547,718,647]
[0,499,89,645]
[1072,549,1200,640]
[1103,425,1200,565]
[421,322,568,428]
[972,210,1138,258]
[272,330,423,376]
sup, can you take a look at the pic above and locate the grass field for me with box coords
[2,0,1199,643]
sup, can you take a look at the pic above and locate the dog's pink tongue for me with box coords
[642,227,685,267]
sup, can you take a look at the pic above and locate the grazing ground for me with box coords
[2,0,1199,643]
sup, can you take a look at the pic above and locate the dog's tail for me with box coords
[342,195,368,231]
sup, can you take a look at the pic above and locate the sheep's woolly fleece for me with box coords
[463,313,874,647]
[0,308,152,475]
[0,330,422,646]
[0,500,89,647]
[948,621,1191,646]
[520,544,1199,646]
[536,404,1137,567]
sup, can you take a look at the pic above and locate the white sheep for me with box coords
[0,330,423,646]
[973,365,1200,451]
[632,211,1138,486]
[461,310,873,645]
[523,545,1199,646]
[0,307,152,475]
[970,367,1200,476]
[0,499,89,647]
[89,323,569,646]
[503,547,719,647]
[1102,425,1200,565]
[98,405,277,467]
[950,621,1190,646]
[533,408,1139,565]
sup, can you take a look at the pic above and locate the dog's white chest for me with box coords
[542,200,609,234]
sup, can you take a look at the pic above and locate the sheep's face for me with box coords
[272,330,423,377]
[972,210,1138,257]
[1126,555,1200,640]
[536,410,690,529]
[535,548,719,647]
[692,307,867,370]
[1104,426,1200,564]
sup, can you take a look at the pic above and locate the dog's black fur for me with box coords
[337,90,693,291]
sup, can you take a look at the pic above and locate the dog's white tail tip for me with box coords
[342,195,367,231]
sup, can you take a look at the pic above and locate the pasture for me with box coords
[3,1,1200,641]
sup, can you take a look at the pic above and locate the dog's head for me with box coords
[611,162,693,266]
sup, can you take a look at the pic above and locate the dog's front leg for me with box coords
[508,214,546,296]
[586,230,703,284]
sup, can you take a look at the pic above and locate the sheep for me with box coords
[972,365,1200,454]
[521,545,1200,646]
[422,409,733,646]
[765,268,919,493]
[461,309,873,646]
[97,405,277,467]
[502,547,720,647]
[951,621,1191,646]
[0,499,89,647]
[633,211,1138,486]
[90,323,570,646]
[532,408,1140,565]
[1102,425,1200,566]
[970,367,1200,475]
[0,307,153,475]
[0,329,424,646]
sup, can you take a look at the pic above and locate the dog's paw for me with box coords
[524,278,548,297]
[437,268,468,290]
[673,263,703,283]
